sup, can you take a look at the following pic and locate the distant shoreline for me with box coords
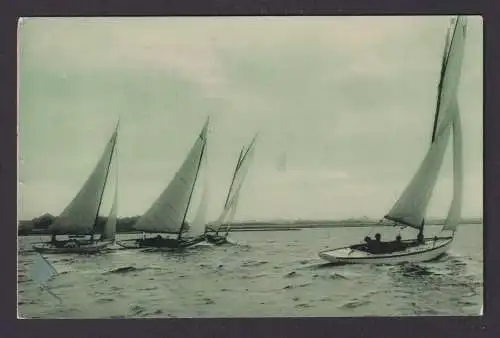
[17,215,482,236]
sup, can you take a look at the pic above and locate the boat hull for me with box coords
[205,233,229,246]
[318,237,453,264]
[32,241,110,254]
[116,235,206,251]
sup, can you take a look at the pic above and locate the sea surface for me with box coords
[17,224,483,318]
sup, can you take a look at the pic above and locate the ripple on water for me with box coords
[340,299,371,309]
[96,297,115,303]
[129,305,147,316]
[241,260,269,267]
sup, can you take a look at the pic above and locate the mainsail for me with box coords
[384,16,466,231]
[133,118,209,235]
[50,123,119,235]
[384,123,452,229]
[212,134,258,230]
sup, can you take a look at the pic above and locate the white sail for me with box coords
[433,16,467,139]
[134,119,209,234]
[212,134,257,231]
[441,100,463,233]
[185,143,209,237]
[384,122,452,229]
[227,134,257,211]
[30,254,57,286]
[50,126,118,235]
[384,16,466,230]
[102,151,118,242]
[225,182,242,227]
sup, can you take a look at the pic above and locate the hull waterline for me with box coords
[32,241,110,254]
[205,233,230,246]
[318,237,453,264]
[116,235,206,251]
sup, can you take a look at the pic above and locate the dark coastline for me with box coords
[17,213,483,236]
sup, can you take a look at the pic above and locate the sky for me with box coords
[17,16,483,222]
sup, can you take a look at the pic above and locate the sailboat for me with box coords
[319,16,467,264]
[205,134,258,245]
[116,118,210,250]
[32,121,119,254]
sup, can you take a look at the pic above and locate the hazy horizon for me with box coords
[18,16,483,222]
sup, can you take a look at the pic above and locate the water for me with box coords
[17,225,483,318]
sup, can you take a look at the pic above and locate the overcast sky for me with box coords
[18,16,482,222]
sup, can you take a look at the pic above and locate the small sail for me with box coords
[432,16,467,140]
[226,134,257,210]
[102,156,118,242]
[50,125,118,235]
[185,142,209,237]
[441,100,463,233]
[30,254,57,286]
[134,119,209,234]
[222,147,245,211]
[384,122,452,229]
[29,254,62,303]
[225,181,242,226]
[212,134,258,231]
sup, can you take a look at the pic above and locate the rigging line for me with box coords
[431,16,460,143]
[92,125,119,236]
[178,125,208,240]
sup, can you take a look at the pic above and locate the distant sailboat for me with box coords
[319,16,467,264]
[205,134,258,245]
[277,152,287,172]
[29,253,61,302]
[116,118,210,250]
[32,121,119,254]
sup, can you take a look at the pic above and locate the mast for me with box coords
[91,120,119,238]
[224,147,245,210]
[177,119,209,240]
[431,16,462,143]
[49,120,120,237]
[225,134,257,210]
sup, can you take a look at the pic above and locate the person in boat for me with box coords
[433,235,438,246]
[374,233,387,253]
[363,233,382,253]
[392,234,405,251]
